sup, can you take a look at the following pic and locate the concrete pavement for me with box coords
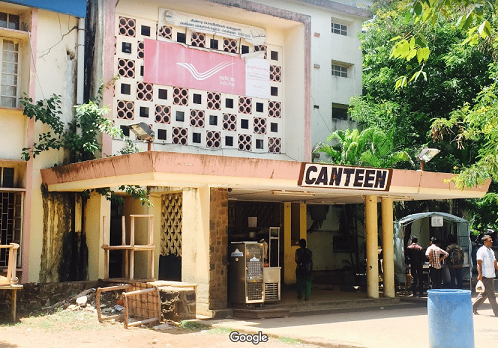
[201,301,498,348]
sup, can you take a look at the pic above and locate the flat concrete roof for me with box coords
[40,151,490,204]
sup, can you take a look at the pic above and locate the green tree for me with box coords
[351,1,493,173]
[313,127,413,168]
[390,0,495,88]
[354,0,498,232]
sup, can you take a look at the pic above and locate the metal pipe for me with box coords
[76,17,85,105]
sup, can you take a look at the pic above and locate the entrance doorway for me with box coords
[109,202,124,278]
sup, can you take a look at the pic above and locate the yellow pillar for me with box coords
[381,197,395,298]
[300,202,307,240]
[365,195,379,298]
[283,202,294,284]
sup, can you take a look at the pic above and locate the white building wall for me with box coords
[254,0,369,148]
[110,0,308,161]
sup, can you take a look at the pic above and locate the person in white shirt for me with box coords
[472,235,498,316]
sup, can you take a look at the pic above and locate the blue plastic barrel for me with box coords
[427,289,474,348]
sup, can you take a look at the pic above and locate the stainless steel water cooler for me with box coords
[229,241,265,304]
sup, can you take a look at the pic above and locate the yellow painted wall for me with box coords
[150,194,162,280]
[283,202,307,284]
[24,9,79,282]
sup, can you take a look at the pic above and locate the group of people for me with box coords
[406,235,465,296]
[296,233,497,315]
[407,234,498,317]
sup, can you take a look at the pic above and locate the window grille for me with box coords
[331,21,347,36]
[332,63,347,78]
[0,39,19,107]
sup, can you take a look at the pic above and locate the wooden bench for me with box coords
[0,243,23,322]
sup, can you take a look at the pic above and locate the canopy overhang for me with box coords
[40,151,490,204]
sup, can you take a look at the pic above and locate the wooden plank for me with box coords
[126,317,159,327]
[122,215,126,245]
[122,287,157,297]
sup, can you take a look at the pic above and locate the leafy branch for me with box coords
[391,0,495,89]
[21,84,152,206]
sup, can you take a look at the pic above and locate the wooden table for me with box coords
[0,284,23,322]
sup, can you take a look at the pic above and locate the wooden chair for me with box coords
[0,243,23,322]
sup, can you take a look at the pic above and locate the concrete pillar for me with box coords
[283,202,294,284]
[381,197,395,298]
[85,192,110,280]
[300,202,307,240]
[182,186,210,315]
[365,195,379,298]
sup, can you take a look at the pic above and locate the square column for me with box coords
[381,197,395,298]
[365,195,379,298]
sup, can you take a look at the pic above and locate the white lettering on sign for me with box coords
[299,163,392,191]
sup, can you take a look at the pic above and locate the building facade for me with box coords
[80,0,372,315]
[0,0,84,284]
[6,0,490,320]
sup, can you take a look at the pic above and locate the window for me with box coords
[241,119,249,129]
[210,39,218,50]
[176,111,184,122]
[225,136,233,146]
[271,123,278,132]
[256,139,263,149]
[0,12,20,30]
[209,115,217,126]
[177,32,186,43]
[121,83,131,95]
[1,39,19,108]
[332,103,349,120]
[271,87,278,96]
[1,167,14,187]
[120,125,130,137]
[225,98,233,108]
[139,106,149,118]
[241,45,249,54]
[192,132,201,143]
[331,21,347,36]
[158,88,167,100]
[271,51,278,61]
[121,42,132,53]
[0,166,22,267]
[193,93,202,104]
[157,129,167,140]
[141,25,150,37]
[332,63,347,78]
[0,191,23,267]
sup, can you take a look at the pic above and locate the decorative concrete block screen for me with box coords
[113,13,282,154]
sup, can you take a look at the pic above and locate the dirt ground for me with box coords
[0,310,322,348]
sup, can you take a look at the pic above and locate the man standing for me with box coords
[446,234,465,289]
[295,239,313,300]
[406,236,425,296]
[425,237,449,289]
[472,235,498,316]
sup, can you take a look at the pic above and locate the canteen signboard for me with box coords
[298,163,392,191]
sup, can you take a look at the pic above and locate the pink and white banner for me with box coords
[144,39,245,95]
